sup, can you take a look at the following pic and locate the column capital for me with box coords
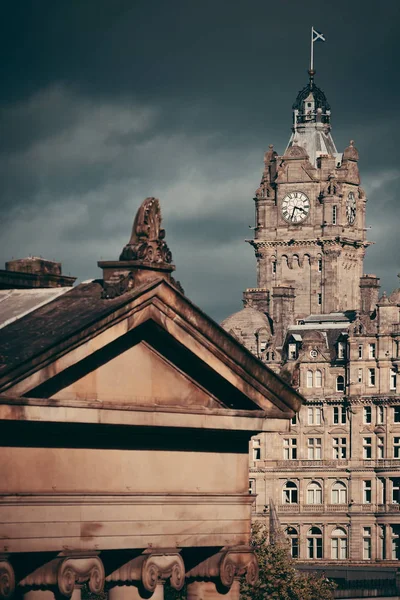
[106,550,185,593]
[19,555,105,598]
[0,559,15,600]
[186,546,258,590]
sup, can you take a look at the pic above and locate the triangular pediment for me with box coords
[0,279,303,417]
[305,427,324,435]
[52,339,222,410]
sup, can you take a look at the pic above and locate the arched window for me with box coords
[315,370,322,388]
[307,481,323,504]
[331,527,348,559]
[307,370,313,388]
[285,526,299,558]
[332,481,347,504]
[336,375,345,392]
[307,526,323,559]
[283,481,298,504]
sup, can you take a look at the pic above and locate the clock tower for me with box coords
[247,70,370,325]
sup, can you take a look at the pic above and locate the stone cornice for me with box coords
[246,238,370,249]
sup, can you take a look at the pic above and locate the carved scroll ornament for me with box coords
[0,560,15,600]
[106,551,185,592]
[186,546,259,590]
[19,556,105,598]
[120,197,173,264]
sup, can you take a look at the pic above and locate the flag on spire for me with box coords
[310,27,326,72]
[312,27,326,43]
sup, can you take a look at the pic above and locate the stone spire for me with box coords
[285,72,341,167]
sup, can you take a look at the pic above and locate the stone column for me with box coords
[186,546,258,600]
[108,584,164,600]
[0,559,15,600]
[385,524,392,560]
[19,556,105,600]
[187,579,240,600]
[107,551,184,600]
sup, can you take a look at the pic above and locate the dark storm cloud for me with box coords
[0,0,399,320]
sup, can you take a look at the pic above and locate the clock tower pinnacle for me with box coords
[247,73,370,334]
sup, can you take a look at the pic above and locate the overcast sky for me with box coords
[0,0,399,322]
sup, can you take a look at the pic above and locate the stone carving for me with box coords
[106,551,185,592]
[101,270,135,299]
[120,197,173,264]
[0,560,15,600]
[186,547,258,590]
[19,556,105,598]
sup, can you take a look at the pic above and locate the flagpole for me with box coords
[310,26,314,72]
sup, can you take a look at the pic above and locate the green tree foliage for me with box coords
[240,522,336,600]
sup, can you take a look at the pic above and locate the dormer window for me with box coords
[337,342,346,359]
[288,343,297,360]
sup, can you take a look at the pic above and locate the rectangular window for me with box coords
[288,343,297,360]
[249,479,256,495]
[332,205,337,224]
[394,437,400,459]
[337,342,345,359]
[272,261,277,274]
[363,480,372,504]
[307,438,322,460]
[392,479,400,504]
[363,406,372,424]
[358,368,363,383]
[368,368,376,387]
[283,438,297,460]
[377,436,385,459]
[390,369,397,391]
[358,344,363,359]
[318,293,322,305]
[369,343,376,359]
[394,407,400,423]
[252,439,261,461]
[377,405,384,424]
[318,258,322,272]
[333,437,347,459]
[333,406,346,425]
[363,528,372,560]
[291,414,298,425]
[307,407,322,425]
[363,437,372,459]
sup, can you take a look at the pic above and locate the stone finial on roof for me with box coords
[264,144,277,165]
[120,197,172,264]
[343,139,359,162]
[99,197,183,299]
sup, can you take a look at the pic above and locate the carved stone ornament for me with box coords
[0,560,15,600]
[120,197,173,264]
[106,551,185,592]
[101,270,135,299]
[19,556,105,598]
[186,546,258,590]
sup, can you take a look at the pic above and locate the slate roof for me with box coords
[0,280,143,379]
[0,288,71,330]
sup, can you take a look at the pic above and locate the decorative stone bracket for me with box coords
[106,551,185,593]
[0,560,15,600]
[186,546,259,590]
[19,555,105,598]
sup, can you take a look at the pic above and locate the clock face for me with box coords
[281,191,310,224]
[346,192,356,225]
